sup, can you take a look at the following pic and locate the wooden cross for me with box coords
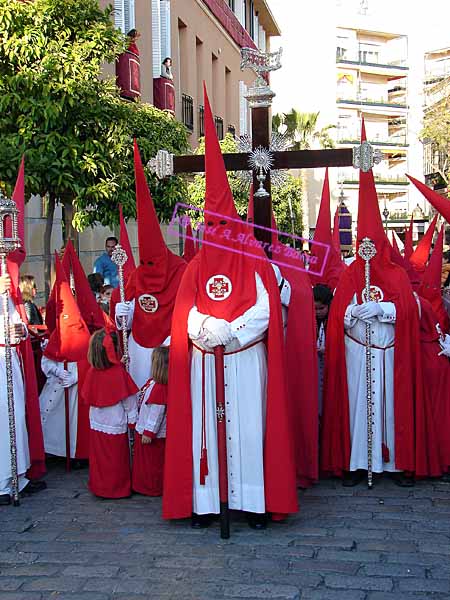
[149,48,361,255]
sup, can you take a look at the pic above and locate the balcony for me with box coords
[182,94,194,132]
[337,134,408,147]
[201,0,257,50]
[337,97,407,109]
[343,174,409,186]
[336,48,408,71]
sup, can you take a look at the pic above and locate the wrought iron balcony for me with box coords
[337,97,408,109]
[215,116,224,140]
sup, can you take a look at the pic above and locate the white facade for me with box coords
[269,0,446,240]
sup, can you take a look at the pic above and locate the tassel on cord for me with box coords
[382,443,390,463]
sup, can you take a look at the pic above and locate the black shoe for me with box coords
[20,480,47,497]
[342,470,365,487]
[0,494,11,506]
[246,513,268,530]
[191,513,214,529]
[391,473,415,487]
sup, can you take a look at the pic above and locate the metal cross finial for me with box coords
[240,47,282,108]
[147,149,174,180]
[353,141,383,172]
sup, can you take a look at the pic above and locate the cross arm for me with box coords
[272,148,353,170]
[173,153,250,174]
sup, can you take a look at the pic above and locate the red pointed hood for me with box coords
[125,141,186,348]
[134,139,168,273]
[409,214,438,272]
[419,225,449,332]
[44,253,91,363]
[195,83,261,321]
[404,216,414,260]
[332,206,341,254]
[6,157,26,295]
[119,204,136,281]
[182,218,197,263]
[407,174,450,223]
[310,169,345,289]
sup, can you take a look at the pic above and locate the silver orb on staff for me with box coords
[0,190,22,506]
[111,244,129,367]
[358,237,377,489]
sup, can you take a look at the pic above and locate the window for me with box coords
[215,116,224,140]
[227,0,235,10]
[199,105,205,137]
[182,94,194,132]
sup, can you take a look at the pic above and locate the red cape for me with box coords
[418,297,450,475]
[81,363,139,408]
[162,253,298,518]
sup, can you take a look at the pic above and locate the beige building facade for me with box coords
[22,0,280,304]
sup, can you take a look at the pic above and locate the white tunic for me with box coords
[116,300,153,388]
[344,295,399,473]
[0,298,30,495]
[39,358,78,458]
[136,381,167,438]
[89,394,137,435]
[188,273,269,515]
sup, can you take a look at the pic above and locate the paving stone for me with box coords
[21,577,86,592]
[301,590,366,600]
[62,565,120,578]
[224,584,301,599]
[324,574,393,591]
[289,559,359,575]
[359,563,425,577]
[0,565,61,577]
[316,548,382,563]
[397,578,450,593]
[0,593,43,600]
[0,578,25,591]
[0,552,38,565]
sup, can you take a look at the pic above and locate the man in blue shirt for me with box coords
[93,237,119,288]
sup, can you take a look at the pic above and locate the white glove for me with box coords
[115,302,132,318]
[352,302,383,322]
[439,334,450,358]
[60,371,77,388]
[202,317,234,347]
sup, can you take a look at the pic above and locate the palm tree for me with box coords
[272,109,336,150]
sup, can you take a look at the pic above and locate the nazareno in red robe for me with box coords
[417,296,450,475]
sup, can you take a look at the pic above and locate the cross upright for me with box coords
[149,47,373,256]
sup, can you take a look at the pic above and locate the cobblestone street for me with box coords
[1,462,450,600]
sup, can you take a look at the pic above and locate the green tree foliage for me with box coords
[187,133,303,236]
[0,0,188,293]
[272,109,335,150]
[421,76,450,186]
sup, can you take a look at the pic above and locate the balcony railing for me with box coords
[337,135,408,146]
[215,116,224,140]
[201,0,257,50]
[343,174,409,185]
[337,97,408,109]
[182,94,194,132]
[199,105,205,137]
[336,48,408,70]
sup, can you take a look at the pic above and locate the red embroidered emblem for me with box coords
[362,285,384,303]
[138,294,159,313]
[206,275,232,301]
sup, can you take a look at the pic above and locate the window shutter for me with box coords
[258,25,266,52]
[239,81,248,136]
[253,13,259,43]
[124,0,135,34]
[152,0,162,78]
[114,0,125,33]
[160,0,171,62]
[235,0,245,26]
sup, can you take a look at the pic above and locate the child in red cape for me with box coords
[82,329,138,499]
